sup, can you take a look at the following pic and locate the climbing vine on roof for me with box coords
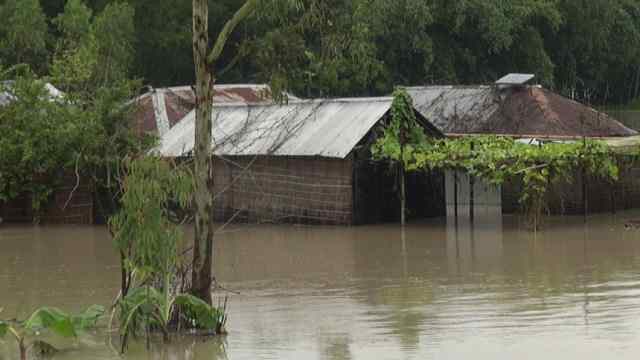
[370,88,431,224]
[408,136,619,229]
[371,87,429,163]
[371,127,619,229]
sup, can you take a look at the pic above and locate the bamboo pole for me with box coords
[400,164,406,226]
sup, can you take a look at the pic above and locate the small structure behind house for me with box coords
[407,74,640,218]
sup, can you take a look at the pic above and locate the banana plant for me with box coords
[118,279,224,351]
[0,305,104,360]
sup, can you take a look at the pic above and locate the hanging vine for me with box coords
[371,117,620,229]
[403,136,619,229]
[371,88,429,224]
[371,88,429,163]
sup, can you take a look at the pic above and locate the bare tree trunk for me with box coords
[190,0,260,305]
[191,0,215,305]
[400,165,406,226]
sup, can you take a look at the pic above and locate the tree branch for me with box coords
[62,154,81,211]
[207,0,258,65]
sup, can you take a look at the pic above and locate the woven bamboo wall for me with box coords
[212,156,354,225]
[502,156,640,215]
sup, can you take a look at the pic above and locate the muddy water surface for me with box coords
[3,213,640,359]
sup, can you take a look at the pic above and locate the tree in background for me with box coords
[0,0,48,72]
[0,0,146,221]
[22,0,640,106]
[0,70,79,217]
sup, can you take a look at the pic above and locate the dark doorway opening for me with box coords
[353,159,445,224]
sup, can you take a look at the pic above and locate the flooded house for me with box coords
[406,74,640,216]
[156,97,444,225]
[0,83,286,225]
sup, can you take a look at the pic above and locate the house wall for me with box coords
[0,172,94,224]
[502,156,640,215]
[212,155,354,225]
[444,170,502,221]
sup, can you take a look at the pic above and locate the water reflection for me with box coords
[128,337,228,360]
[319,335,352,360]
[4,213,640,359]
[446,205,503,276]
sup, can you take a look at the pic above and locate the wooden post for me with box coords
[582,132,587,222]
[582,165,587,222]
[611,172,617,215]
[399,108,407,227]
[582,130,587,222]
[470,141,475,224]
[400,164,406,226]
[352,153,358,225]
[454,170,459,224]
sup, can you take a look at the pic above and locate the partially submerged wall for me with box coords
[212,156,354,225]
[0,172,94,224]
[502,156,640,215]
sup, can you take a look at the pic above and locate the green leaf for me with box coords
[0,320,8,338]
[72,304,105,329]
[174,294,222,329]
[25,307,76,338]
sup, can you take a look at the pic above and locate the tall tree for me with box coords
[191,0,261,304]
[0,0,48,72]
[190,0,302,304]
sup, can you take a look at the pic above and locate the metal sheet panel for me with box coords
[406,86,499,132]
[406,85,637,138]
[495,73,535,85]
[157,98,393,159]
[132,84,299,135]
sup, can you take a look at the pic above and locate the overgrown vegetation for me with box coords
[0,305,104,360]
[0,0,147,222]
[109,157,226,352]
[371,91,619,229]
[405,136,618,229]
[371,88,428,224]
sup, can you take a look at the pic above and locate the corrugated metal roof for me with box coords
[132,84,299,136]
[406,85,638,138]
[157,97,394,159]
[406,86,497,133]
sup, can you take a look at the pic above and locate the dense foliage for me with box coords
[371,91,619,228]
[0,0,149,218]
[405,136,619,229]
[0,72,79,214]
[5,0,640,105]
[371,88,428,163]
[109,157,226,350]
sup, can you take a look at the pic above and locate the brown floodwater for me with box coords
[3,212,640,359]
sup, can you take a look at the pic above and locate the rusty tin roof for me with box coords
[406,85,637,138]
[132,84,298,136]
